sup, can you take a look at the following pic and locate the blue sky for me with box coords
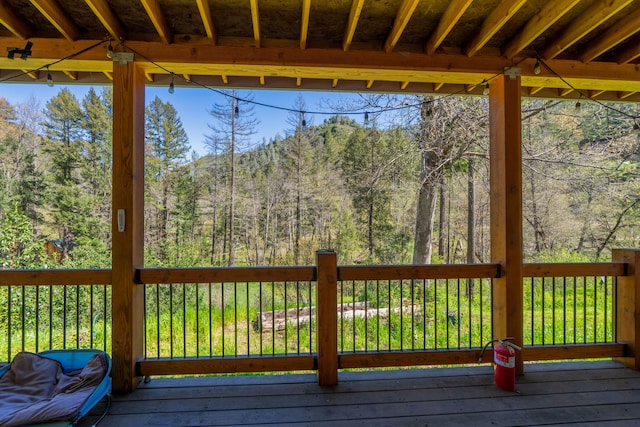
[0,83,365,156]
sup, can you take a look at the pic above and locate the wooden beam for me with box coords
[250,0,261,48]
[316,250,338,386]
[366,79,374,89]
[616,36,640,64]
[259,75,265,85]
[384,0,420,53]
[84,0,127,41]
[489,73,523,375]
[103,71,112,80]
[465,0,527,57]
[0,2,31,39]
[195,0,217,43]
[542,0,633,60]
[295,76,301,86]
[527,86,543,96]
[613,249,640,370]
[618,91,636,99]
[21,69,38,79]
[559,87,574,97]
[433,82,445,91]
[588,89,606,98]
[332,78,339,87]
[29,0,81,41]
[502,0,581,59]
[63,70,78,80]
[111,60,145,393]
[139,0,173,44]
[1,38,640,94]
[579,7,640,63]
[425,0,473,55]
[343,0,365,51]
[221,74,228,84]
[400,81,409,90]
[300,0,311,49]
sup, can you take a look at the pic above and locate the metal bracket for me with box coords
[504,67,521,80]
[112,52,134,66]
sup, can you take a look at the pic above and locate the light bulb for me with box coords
[47,72,53,87]
[482,82,489,95]
[534,60,541,75]
[107,44,113,59]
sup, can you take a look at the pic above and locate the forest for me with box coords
[1,87,639,269]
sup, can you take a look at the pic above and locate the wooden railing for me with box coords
[1,249,640,391]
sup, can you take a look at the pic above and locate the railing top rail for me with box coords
[138,266,317,284]
[0,269,112,286]
[523,262,626,278]
[338,263,500,281]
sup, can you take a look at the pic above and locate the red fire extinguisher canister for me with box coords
[479,338,522,392]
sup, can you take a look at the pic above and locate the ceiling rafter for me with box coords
[22,69,38,79]
[195,0,217,43]
[84,0,127,42]
[425,0,473,55]
[29,0,81,41]
[63,70,77,80]
[250,0,260,48]
[384,0,420,53]
[139,0,173,44]
[542,0,633,60]
[300,0,311,49]
[615,38,640,64]
[502,0,581,59]
[579,7,640,63]
[0,2,31,39]
[465,0,526,57]
[342,0,365,51]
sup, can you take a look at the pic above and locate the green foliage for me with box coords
[0,204,50,269]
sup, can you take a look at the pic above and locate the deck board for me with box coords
[78,360,640,426]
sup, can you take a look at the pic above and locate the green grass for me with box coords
[0,276,616,363]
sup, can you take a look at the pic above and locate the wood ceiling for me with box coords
[0,0,639,101]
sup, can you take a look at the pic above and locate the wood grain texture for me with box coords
[76,361,640,427]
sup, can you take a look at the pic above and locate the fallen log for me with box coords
[253,302,424,332]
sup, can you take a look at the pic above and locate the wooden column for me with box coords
[316,250,338,386]
[111,59,145,393]
[489,73,524,375]
[613,249,640,369]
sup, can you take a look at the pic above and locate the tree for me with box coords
[145,96,191,261]
[42,88,88,248]
[207,90,258,266]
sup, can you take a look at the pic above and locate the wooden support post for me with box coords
[316,250,338,386]
[111,59,145,393]
[613,249,640,369]
[489,73,524,375]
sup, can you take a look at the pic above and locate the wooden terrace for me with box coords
[78,360,640,426]
[2,3,640,425]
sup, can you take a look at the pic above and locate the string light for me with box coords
[168,73,175,94]
[234,104,240,119]
[482,80,489,95]
[574,95,582,113]
[106,41,113,59]
[533,59,541,75]
[46,67,53,87]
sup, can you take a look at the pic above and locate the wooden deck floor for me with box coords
[79,360,640,427]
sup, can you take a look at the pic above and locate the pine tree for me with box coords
[145,95,191,261]
[42,88,88,250]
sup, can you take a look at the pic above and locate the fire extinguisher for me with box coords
[479,337,522,391]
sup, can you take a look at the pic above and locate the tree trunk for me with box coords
[412,149,438,264]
